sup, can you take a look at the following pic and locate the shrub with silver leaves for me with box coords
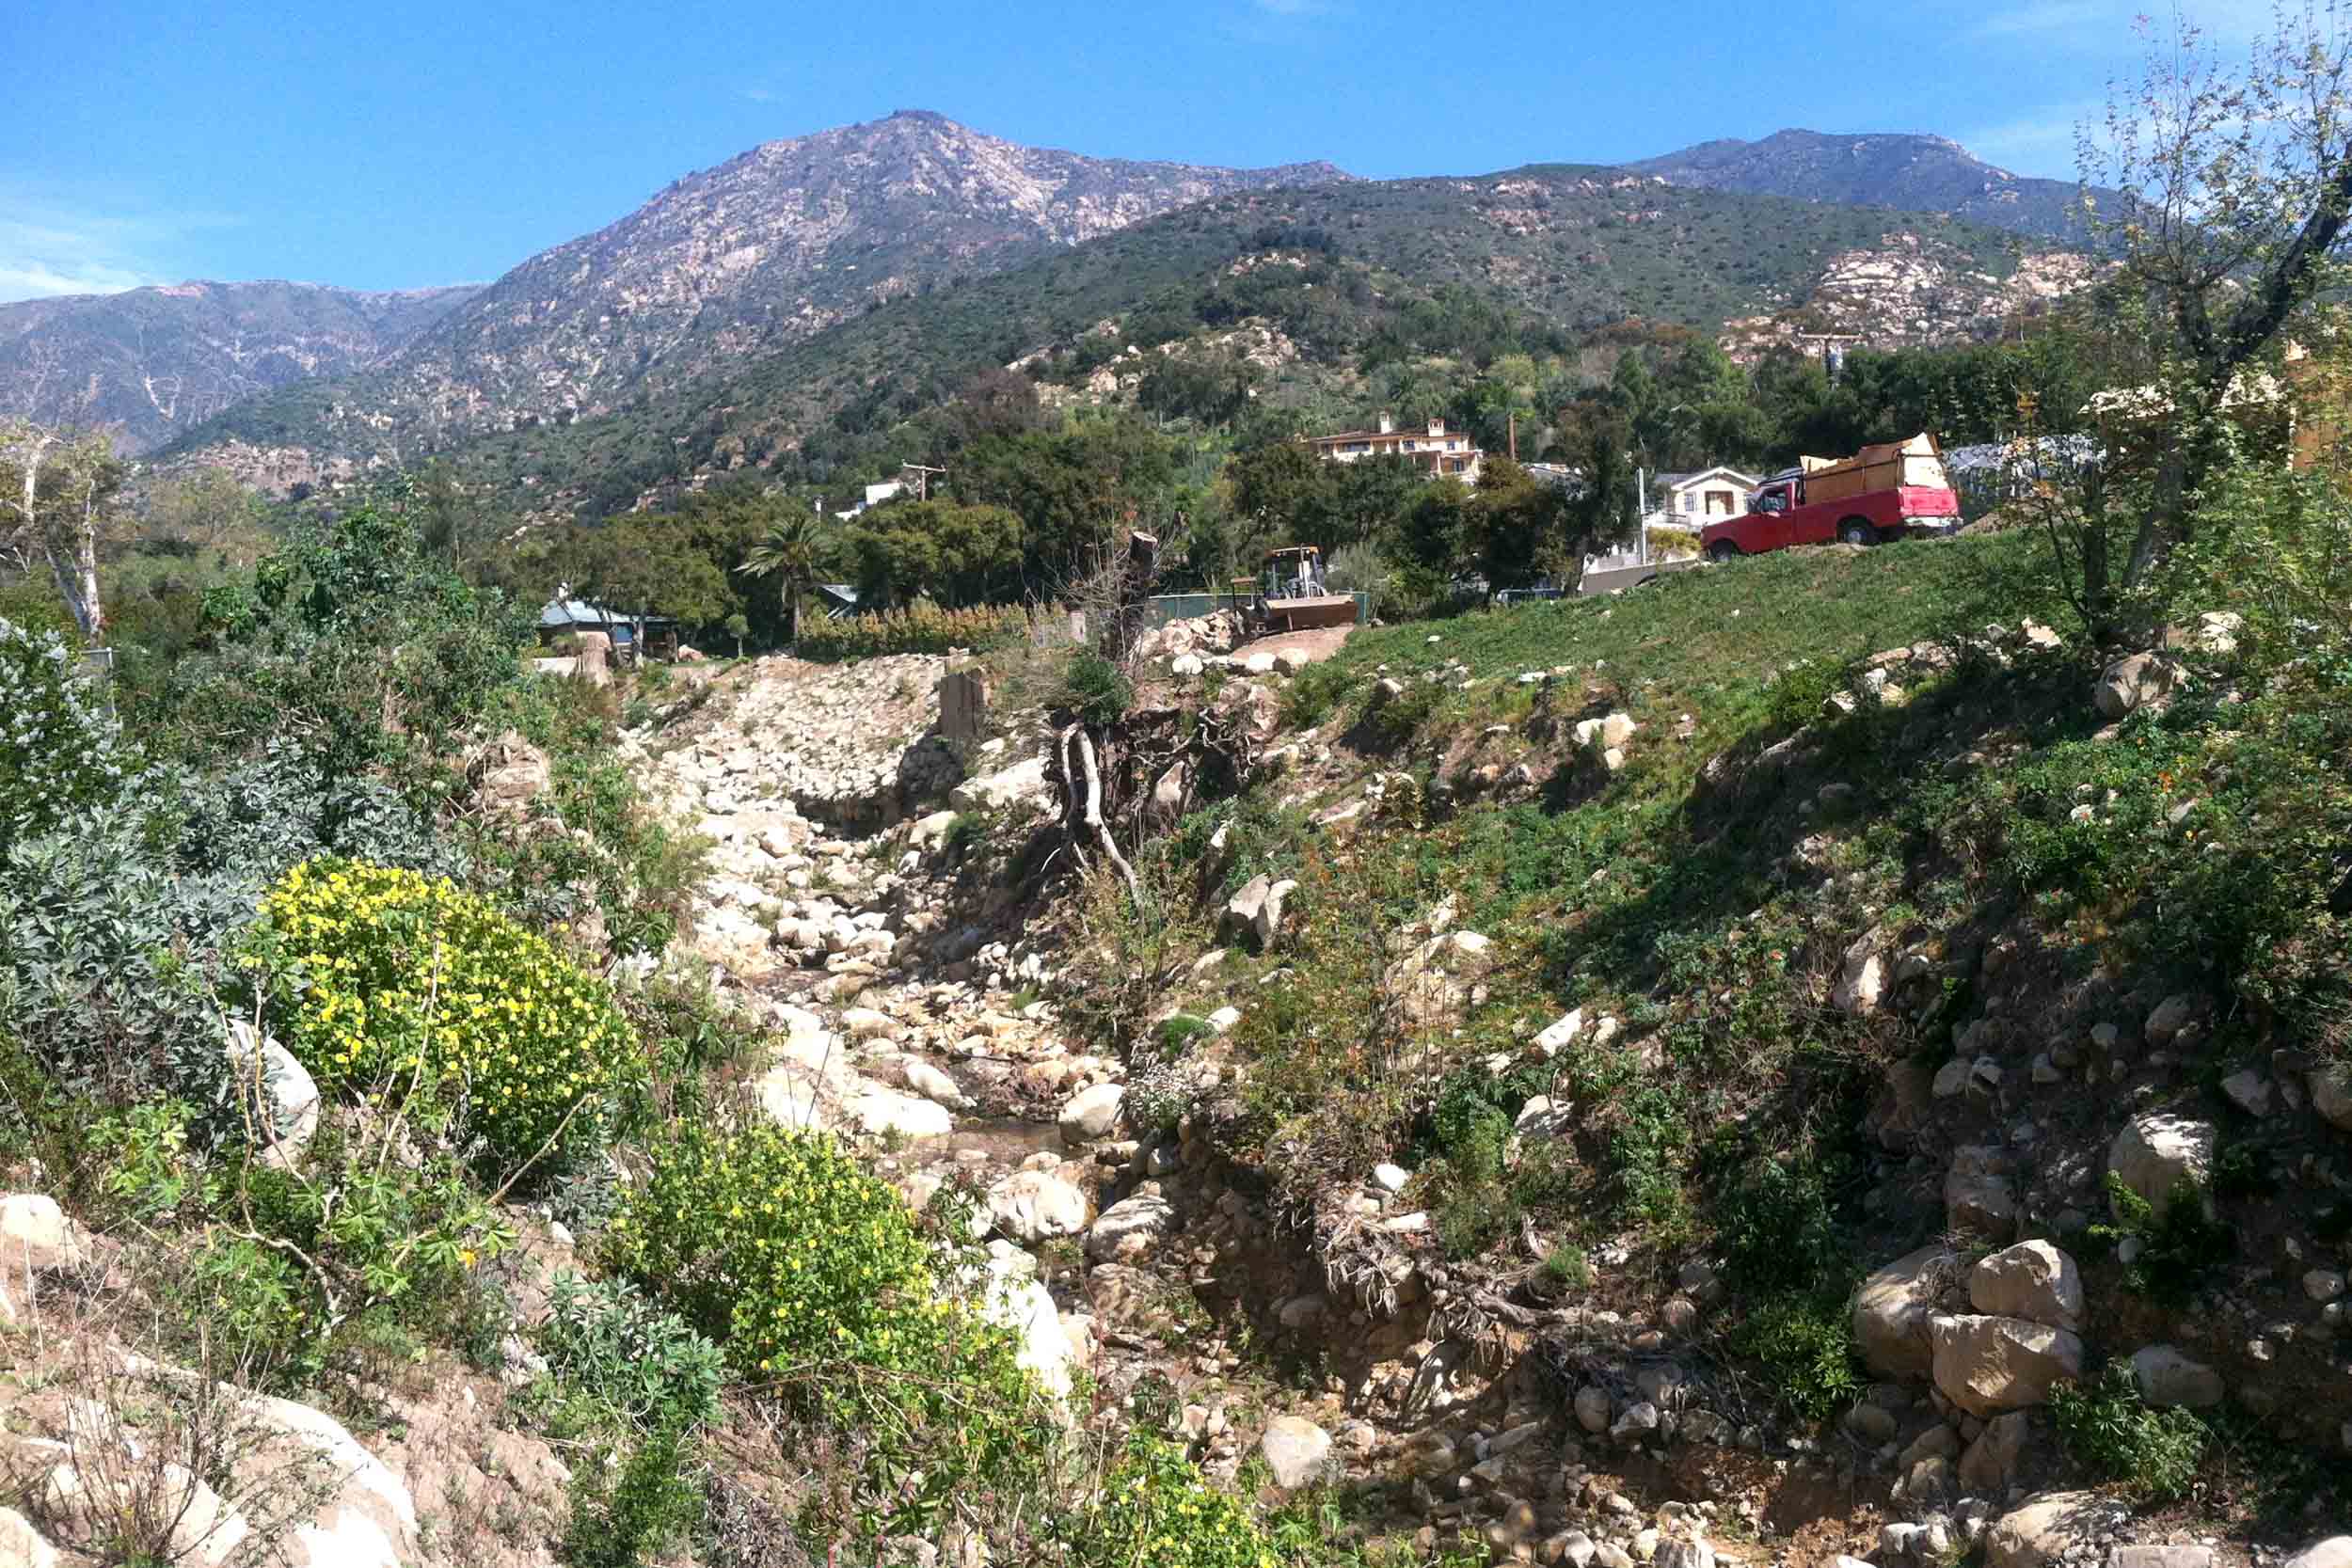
[0,615,123,850]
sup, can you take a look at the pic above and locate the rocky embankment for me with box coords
[625,645,2352,1568]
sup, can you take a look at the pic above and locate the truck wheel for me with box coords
[1706,541,1740,562]
[1838,519,1878,546]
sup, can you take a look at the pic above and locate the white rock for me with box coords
[2107,1115,2215,1219]
[1169,654,1204,677]
[2282,1540,2352,1568]
[845,1086,954,1140]
[0,1509,57,1568]
[1986,1492,2123,1568]
[1371,1164,1410,1194]
[2130,1343,2223,1408]
[1853,1246,1956,1380]
[1535,1009,1586,1053]
[1931,1314,2084,1416]
[225,1022,320,1164]
[1967,1241,2083,1332]
[1058,1083,1125,1143]
[1258,1415,1331,1488]
[2220,1069,2273,1117]
[1086,1195,1175,1260]
[1513,1096,1571,1139]
[985,1170,1089,1244]
[1205,1006,1242,1035]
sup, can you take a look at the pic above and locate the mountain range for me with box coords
[0,118,2090,496]
[0,280,482,453]
[1621,129,2103,242]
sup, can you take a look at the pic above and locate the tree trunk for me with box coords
[72,470,104,642]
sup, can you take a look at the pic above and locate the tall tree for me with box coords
[2056,3,2352,642]
[0,420,120,642]
[737,506,831,644]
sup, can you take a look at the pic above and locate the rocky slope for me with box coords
[159,110,1348,468]
[0,279,480,454]
[1720,237,2101,357]
[605,582,2349,1568]
[1622,130,2114,245]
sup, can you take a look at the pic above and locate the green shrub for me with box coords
[536,1274,724,1436]
[1539,1244,1592,1291]
[2090,1173,2232,1305]
[1715,1158,1846,1301]
[607,1123,1055,1535]
[1730,1297,1862,1424]
[563,1418,704,1568]
[2049,1363,2207,1500]
[249,858,646,1173]
[607,1123,932,1382]
[0,617,124,851]
[1279,659,1357,729]
[1051,1433,1276,1568]
[1058,650,1135,727]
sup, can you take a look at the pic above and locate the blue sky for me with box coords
[0,0,2263,303]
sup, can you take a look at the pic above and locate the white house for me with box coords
[1301,412,1484,482]
[1655,466,1756,523]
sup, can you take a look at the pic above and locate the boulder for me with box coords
[1945,1146,2019,1240]
[1252,879,1297,948]
[1958,1410,2029,1494]
[1986,1493,2125,1568]
[843,1086,953,1140]
[1241,652,1278,676]
[1513,1096,1572,1139]
[1168,654,1204,677]
[0,1510,56,1568]
[1968,1241,2083,1332]
[2107,1115,2215,1219]
[838,1006,900,1040]
[1572,712,1637,749]
[223,1022,321,1165]
[983,1274,1077,1399]
[2283,1541,2352,1568]
[1086,1194,1175,1261]
[1853,1246,1958,1380]
[1931,1314,2084,1416]
[1058,1083,1125,1144]
[1534,1009,1585,1053]
[1274,649,1313,675]
[985,1170,1089,1244]
[1258,1416,1331,1489]
[2311,1066,2352,1132]
[1224,874,1273,939]
[950,755,1051,813]
[475,732,551,818]
[2129,1343,2223,1409]
[2091,653,2183,721]
[1831,930,1889,1015]
[0,1195,87,1271]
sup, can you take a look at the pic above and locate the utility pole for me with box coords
[900,463,948,502]
[1633,466,1648,565]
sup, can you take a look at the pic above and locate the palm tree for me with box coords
[736,508,829,647]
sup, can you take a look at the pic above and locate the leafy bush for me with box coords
[794,601,1039,661]
[248,858,646,1173]
[536,1273,724,1436]
[2090,1173,2233,1304]
[1730,1297,1862,1424]
[1051,1433,1277,1568]
[0,617,124,851]
[1279,659,1357,729]
[607,1122,1056,1535]
[2049,1363,2207,1500]
[1057,650,1135,727]
[1715,1157,1846,1301]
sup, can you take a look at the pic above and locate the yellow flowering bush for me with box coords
[251,858,645,1169]
[608,1123,1057,1532]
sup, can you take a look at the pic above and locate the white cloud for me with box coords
[0,185,237,304]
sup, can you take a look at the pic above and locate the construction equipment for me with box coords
[1238,546,1359,633]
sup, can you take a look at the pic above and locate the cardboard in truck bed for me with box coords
[1801,433,1950,504]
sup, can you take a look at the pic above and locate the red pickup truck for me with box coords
[1700,434,1961,560]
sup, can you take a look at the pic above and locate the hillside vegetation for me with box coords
[165,166,2042,515]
